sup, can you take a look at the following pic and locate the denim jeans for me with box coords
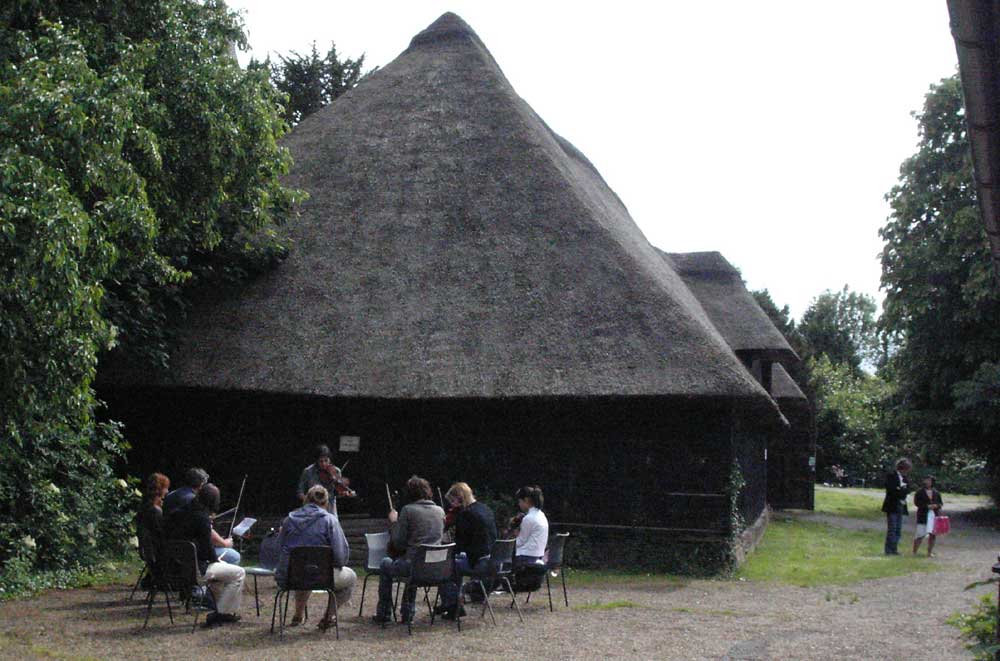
[376,557,413,620]
[884,511,903,554]
[440,552,491,608]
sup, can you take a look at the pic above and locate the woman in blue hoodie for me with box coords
[275,485,357,629]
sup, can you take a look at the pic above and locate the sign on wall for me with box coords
[339,435,360,452]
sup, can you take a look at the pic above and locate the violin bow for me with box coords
[437,486,444,507]
[228,474,247,538]
[385,482,394,511]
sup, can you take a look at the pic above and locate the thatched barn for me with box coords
[663,251,815,510]
[99,13,785,571]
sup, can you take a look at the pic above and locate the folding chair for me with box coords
[245,531,280,616]
[129,529,158,602]
[529,532,570,611]
[358,532,390,617]
[152,541,211,632]
[402,543,458,634]
[270,546,341,639]
[471,539,521,625]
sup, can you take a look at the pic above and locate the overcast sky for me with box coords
[228,1,959,320]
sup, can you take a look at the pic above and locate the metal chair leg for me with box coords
[332,591,339,640]
[429,589,439,626]
[546,573,554,612]
[164,585,174,624]
[280,591,290,639]
[526,591,531,604]
[270,589,282,634]
[252,574,260,617]
[480,580,497,626]
[562,571,568,607]
[503,577,524,623]
[142,587,156,630]
[358,573,370,617]
[129,566,147,601]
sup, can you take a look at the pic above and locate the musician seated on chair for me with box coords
[162,467,240,565]
[437,482,496,619]
[275,485,357,630]
[512,485,549,591]
[166,483,246,627]
[373,475,444,624]
[137,473,170,565]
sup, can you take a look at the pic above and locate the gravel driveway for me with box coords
[1,508,997,660]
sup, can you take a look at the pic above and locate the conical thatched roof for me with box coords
[102,13,772,405]
[661,251,797,364]
[770,364,806,402]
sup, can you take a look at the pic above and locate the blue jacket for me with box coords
[275,504,349,585]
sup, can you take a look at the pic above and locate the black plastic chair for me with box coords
[270,546,340,639]
[150,541,211,631]
[245,530,280,616]
[402,543,458,634]
[473,539,521,625]
[129,529,158,602]
[535,532,569,611]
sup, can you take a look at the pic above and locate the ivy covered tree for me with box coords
[1,0,302,582]
[880,74,1000,500]
[268,41,369,125]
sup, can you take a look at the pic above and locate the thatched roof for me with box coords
[101,13,773,406]
[770,364,806,402]
[947,0,1000,273]
[661,251,797,364]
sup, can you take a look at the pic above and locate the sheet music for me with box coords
[232,517,256,538]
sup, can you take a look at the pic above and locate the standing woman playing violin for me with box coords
[296,444,354,514]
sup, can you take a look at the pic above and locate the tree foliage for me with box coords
[879,74,1000,498]
[798,286,879,373]
[1,0,302,576]
[268,41,369,126]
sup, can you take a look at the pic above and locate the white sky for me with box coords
[228,1,959,321]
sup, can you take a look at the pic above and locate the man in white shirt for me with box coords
[513,486,549,590]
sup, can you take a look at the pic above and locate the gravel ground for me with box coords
[1,509,997,660]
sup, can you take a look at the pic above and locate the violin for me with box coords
[320,462,356,498]
[443,502,461,531]
[502,511,525,538]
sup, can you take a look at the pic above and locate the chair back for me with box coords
[257,531,281,570]
[546,533,570,569]
[486,538,516,578]
[161,540,200,590]
[409,543,455,586]
[137,527,158,566]
[364,532,390,572]
[286,546,336,591]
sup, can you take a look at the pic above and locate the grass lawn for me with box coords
[814,486,883,520]
[737,516,941,587]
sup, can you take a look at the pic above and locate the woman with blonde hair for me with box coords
[437,482,497,619]
[275,485,357,629]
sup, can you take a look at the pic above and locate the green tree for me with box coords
[1,0,302,579]
[798,286,879,373]
[879,74,1000,499]
[269,41,369,125]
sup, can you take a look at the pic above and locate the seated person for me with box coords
[166,483,246,627]
[163,467,240,565]
[137,472,170,564]
[438,482,496,618]
[513,485,549,591]
[373,476,444,624]
[275,485,357,630]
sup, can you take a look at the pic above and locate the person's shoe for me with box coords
[371,614,392,625]
[202,611,221,628]
[216,613,240,625]
[288,614,303,627]
[928,552,936,558]
[317,615,336,631]
[441,606,467,621]
[433,603,449,615]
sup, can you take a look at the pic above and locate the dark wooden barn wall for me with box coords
[766,401,815,510]
[99,388,756,533]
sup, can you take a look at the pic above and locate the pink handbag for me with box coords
[932,515,950,535]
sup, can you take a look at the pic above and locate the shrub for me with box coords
[947,593,1000,660]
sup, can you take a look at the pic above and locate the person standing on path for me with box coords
[881,458,912,555]
[912,475,943,557]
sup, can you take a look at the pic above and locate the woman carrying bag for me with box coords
[912,476,944,557]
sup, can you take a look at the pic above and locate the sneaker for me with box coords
[441,606,467,621]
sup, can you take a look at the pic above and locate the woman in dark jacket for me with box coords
[912,476,943,557]
[137,473,169,560]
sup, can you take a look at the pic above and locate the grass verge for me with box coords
[563,568,686,588]
[736,517,942,587]
[814,487,882,520]
[573,599,641,611]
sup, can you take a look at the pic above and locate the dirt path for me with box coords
[1,511,997,660]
